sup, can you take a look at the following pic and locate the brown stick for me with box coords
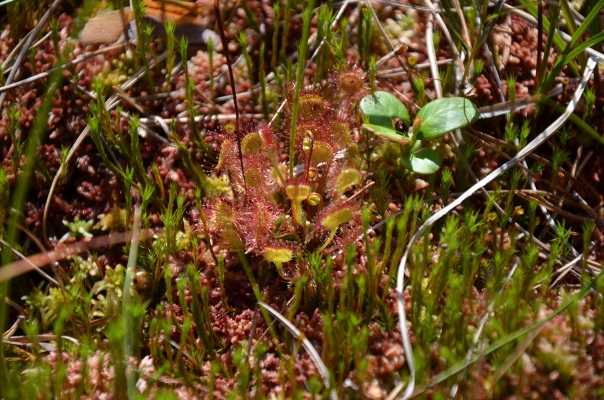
[0,230,157,283]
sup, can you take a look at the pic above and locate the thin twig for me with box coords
[478,88,562,119]
[376,59,453,78]
[482,42,506,105]
[0,44,126,94]
[2,31,53,74]
[0,239,59,285]
[0,0,61,111]
[2,315,25,340]
[451,0,472,85]
[1,28,33,71]
[575,150,593,178]
[125,112,170,144]
[364,0,410,75]
[573,191,604,231]
[549,251,586,288]
[515,192,593,222]
[333,0,440,12]
[0,229,157,283]
[113,85,152,115]
[139,113,265,125]
[4,333,80,347]
[424,11,442,98]
[421,0,462,74]
[375,43,407,69]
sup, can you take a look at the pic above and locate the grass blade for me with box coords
[258,302,337,400]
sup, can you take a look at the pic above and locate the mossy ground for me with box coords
[1,1,604,399]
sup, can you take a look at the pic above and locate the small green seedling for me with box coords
[60,216,94,243]
[360,91,479,174]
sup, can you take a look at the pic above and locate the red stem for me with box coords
[214,0,246,190]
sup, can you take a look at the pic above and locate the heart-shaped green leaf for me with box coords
[416,97,479,140]
[401,148,442,174]
[360,91,410,131]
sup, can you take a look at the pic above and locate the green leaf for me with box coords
[401,148,442,174]
[362,124,408,143]
[410,139,421,153]
[360,91,410,130]
[416,98,479,140]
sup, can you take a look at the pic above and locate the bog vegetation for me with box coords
[1,0,604,399]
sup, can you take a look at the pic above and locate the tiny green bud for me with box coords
[303,137,313,152]
[407,55,417,67]
[225,123,236,136]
